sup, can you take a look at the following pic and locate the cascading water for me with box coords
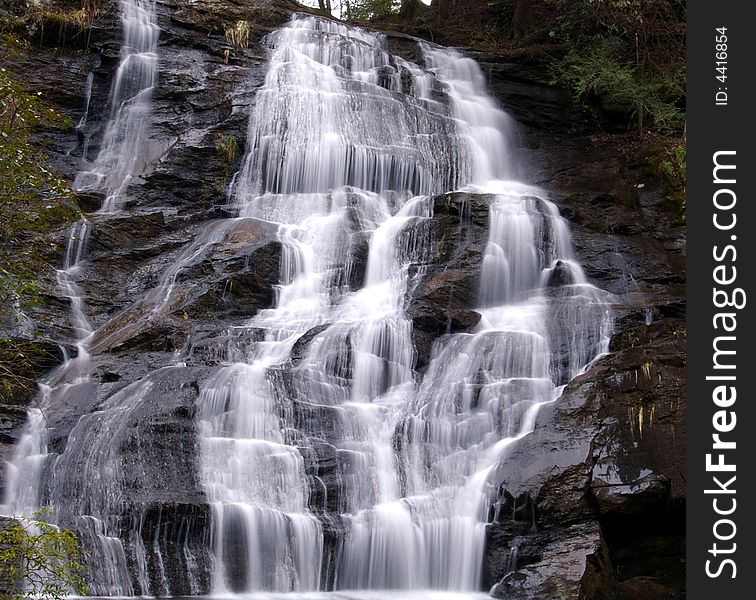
[195,14,612,597]
[2,11,613,600]
[74,0,159,211]
[0,217,93,519]
[46,1,162,592]
[1,0,162,595]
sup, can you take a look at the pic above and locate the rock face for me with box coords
[408,193,490,369]
[0,0,685,598]
[485,316,685,598]
[480,73,686,596]
[48,366,215,596]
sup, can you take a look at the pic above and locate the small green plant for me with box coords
[659,141,686,221]
[224,20,251,50]
[0,511,89,600]
[660,142,686,188]
[216,133,239,166]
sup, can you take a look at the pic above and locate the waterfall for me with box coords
[197,14,611,596]
[1,1,162,595]
[3,11,613,599]
[74,0,159,211]
[0,217,93,517]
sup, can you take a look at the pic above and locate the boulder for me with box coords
[485,316,686,596]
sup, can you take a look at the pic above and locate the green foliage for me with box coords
[547,0,685,133]
[216,133,239,165]
[345,0,396,22]
[0,511,88,600]
[0,37,81,415]
[550,43,684,132]
[660,142,685,187]
[550,0,685,48]
[0,63,75,202]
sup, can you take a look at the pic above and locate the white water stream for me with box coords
[195,15,612,596]
[2,12,612,599]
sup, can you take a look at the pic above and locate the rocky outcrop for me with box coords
[0,2,297,594]
[49,365,215,596]
[485,314,685,597]
[408,193,490,369]
[482,130,686,596]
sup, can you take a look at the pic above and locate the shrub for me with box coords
[216,134,239,165]
[0,512,88,600]
[660,141,686,221]
[550,42,684,132]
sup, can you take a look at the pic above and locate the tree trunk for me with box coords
[512,0,532,39]
[439,0,449,20]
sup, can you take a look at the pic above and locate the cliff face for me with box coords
[0,1,685,597]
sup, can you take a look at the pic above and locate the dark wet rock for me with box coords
[408,192,490,369]
[91,315,187,354]
[127,501,213,596]
[87,211,167,254]
[319,514,346,590]
[615,575,681,600]
[0,404,29,449]
[468,71,688,594]
[384,30,427,65]
[183,269,276,318]
[47,366,211,496]
[409,271,481,332]
[0,404,30,495]
[447,46,586,136]
[489,522,613,600]
[545,259,577,287]
[47,366,215,595]
[290,324,332,366]
[408,266,482,371]
[346,231,370,290]
[100,371,121,383]
[533,145,686,313]
[169,0,319,37]
[76,191,107,213]
[304,438,343,515]
[83,217,282,354]
[485,316,685,596]
[185,325,267,365]
[176,237,282,320]
[0,338,73,434]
